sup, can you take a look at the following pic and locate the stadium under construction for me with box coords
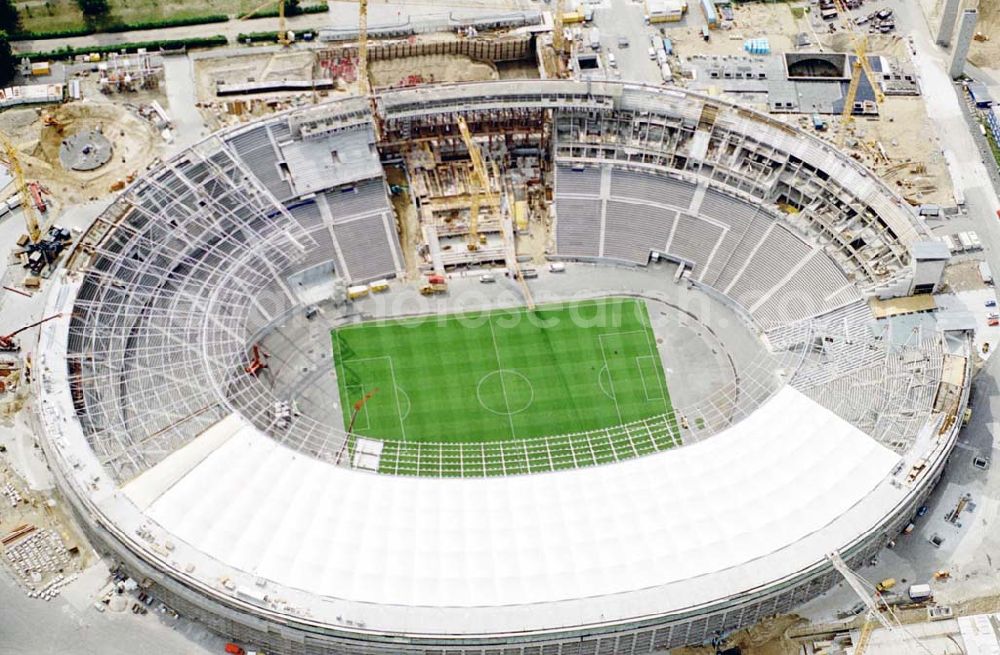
[33,80,973,654]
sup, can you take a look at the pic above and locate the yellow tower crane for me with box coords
[0,132,42,244]
[455,116,534,309]
[553,0,566,54]
[456,115,492,251]
[837,37,882,147]
[240,0,290,47]
[357,0,369,97]
[339,0,377,136]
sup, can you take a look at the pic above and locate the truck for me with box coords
[980,261,994,285]
[588,27,601,50]
[419,283,448,295]
[957,231,973,250]
[908,584,932,602]
[968,231,983,249]
[28,181,47,213]
[875,578,896,593]
[347,284,369,300]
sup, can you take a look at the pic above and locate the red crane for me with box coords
[244,344,269,376]
[336,387,379,465]
[0,313,64,352]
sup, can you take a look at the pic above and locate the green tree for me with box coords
[284,0,301,16]
[0,32,16,86]
[77,0,109,18]
[0,0,20,35]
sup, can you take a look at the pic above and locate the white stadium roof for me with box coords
[106,385,904,635]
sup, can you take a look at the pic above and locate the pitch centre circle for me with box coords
[476,369,534,416]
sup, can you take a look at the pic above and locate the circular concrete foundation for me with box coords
[59,129,113,172]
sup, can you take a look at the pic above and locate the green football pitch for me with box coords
[331,298,673,454]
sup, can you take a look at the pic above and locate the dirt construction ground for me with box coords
[370,54,498,88]
[0,102,162,207]
[920,0,999,68]
[671,615,806,655]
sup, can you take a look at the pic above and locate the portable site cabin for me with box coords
[700,0,719,28]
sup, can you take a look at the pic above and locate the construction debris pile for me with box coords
[16,226,73,278]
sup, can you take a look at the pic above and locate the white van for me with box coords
[607,52,617,67]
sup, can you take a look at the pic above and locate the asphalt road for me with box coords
[11,0,533,53]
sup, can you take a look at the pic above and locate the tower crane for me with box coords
[0,132,41,245]
[357,0,369,98]
[336,0,378,136]
[827,551,936,655]
[456,115,493,252]
[836,21,884,147]
[455,116,534,309]
[240,0,290,47]
[553,0,566,54]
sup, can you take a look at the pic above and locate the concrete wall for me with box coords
[936,0,962,47]
[326,34,534,66]
[950,9,978,79]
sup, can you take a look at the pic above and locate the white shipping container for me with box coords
[942,235,958,253]
[958,232,973,250]
[968,231,982,249]
[908,584,932,601]
[588,27,601,49]
[979,261,993,285]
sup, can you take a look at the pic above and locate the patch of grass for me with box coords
[23,34,226,59]
[332,298,679,475]
[14,0,324,38]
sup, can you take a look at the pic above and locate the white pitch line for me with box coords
[386,356,407,441]
[636,305,671,414]
[597,333,625,425]
[487,317,518,439]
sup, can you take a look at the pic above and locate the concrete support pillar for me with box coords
[949,9,978,79]
[936,0,961,46]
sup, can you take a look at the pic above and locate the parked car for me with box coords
[617,35,629,47]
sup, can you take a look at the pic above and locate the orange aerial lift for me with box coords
[244,344,269,376]
[0,314,64,353]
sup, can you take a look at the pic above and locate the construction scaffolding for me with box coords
[97,52,164,94]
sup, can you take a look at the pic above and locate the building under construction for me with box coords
[97,52,164,94]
